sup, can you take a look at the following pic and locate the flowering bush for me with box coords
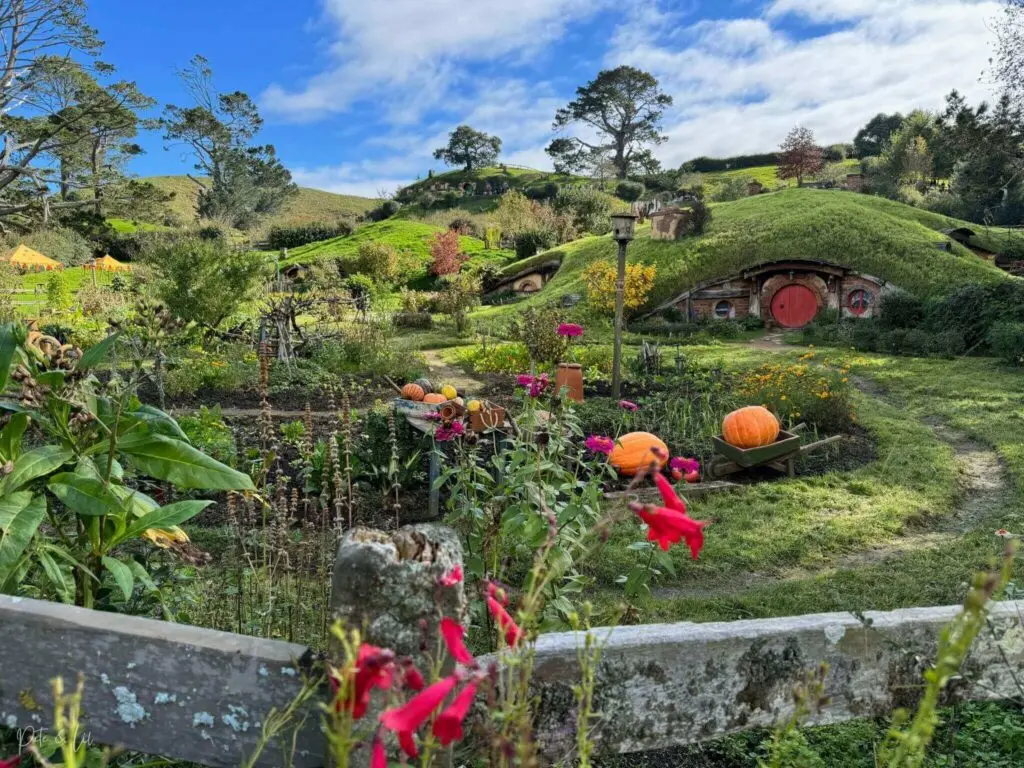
[738,357,854,433]
[429,230,468,276]
[582,259,657,315]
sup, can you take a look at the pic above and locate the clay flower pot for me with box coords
[555,363,584,402]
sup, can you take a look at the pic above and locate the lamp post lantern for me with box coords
[610,212,637,399]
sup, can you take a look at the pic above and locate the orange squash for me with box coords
[609,432,669,476]
[722,406,780,449]
[401,383,425,401]
[423,393,447,404]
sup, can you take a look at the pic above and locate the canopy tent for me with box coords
[6,244,63,272]
[85,255,132,272]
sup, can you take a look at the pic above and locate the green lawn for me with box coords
[697,158,861,194]
[585,344,1023,624]
[476,188,1016,324]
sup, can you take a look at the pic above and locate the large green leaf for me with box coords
[0,412,27,462]
[132,405,189,441]
[0,325,16,394]
[0,493,44,586]
[121,499,212,543]
[47,473,126,518]
[101,556,134,601]
[119,434,254,490]
[38,548,72,603]
[79,332,119,371]
[0,445,73,494]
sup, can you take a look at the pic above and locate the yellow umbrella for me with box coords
[6,244,63,272]
[86,254,132,272]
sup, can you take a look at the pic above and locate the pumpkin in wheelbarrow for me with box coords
[609,432,669,476]
[722,406,780,449]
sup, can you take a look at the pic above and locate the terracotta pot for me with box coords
[470,406,505,432]
[555,363,584,402]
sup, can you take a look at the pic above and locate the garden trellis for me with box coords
[1,524,1022,767]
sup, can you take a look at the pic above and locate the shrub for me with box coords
[398,288,430,313]
[879,328,908,354]
[356,241,400,284]
[45,272,71,313]
[987,321,1024,365]
[582,259,657,316]
[394,311,433,329]
[436,270,481,332]
[553,187,619,235]
[178,406,237,467]
[926,284,992,348]
[710,177,749,203]
[525,181,560,201]
[313,320,426,380]
[929,329,967,358]
[447,216,477,236]
[267,221,353,249]
[453,341,531,374]
[878,291,924,329]
[4,226,92,266]
[429,230,468,276]
[902,328,932,357]
[615,181,646,202]
[507,305,569,364]
[513,228,555,259]
[739,361,854,433]
[851,322,880,352]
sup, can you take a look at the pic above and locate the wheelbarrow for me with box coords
[706,425,842,479]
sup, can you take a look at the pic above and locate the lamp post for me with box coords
[610,212,637,399]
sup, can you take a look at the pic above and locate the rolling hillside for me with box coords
[140,175,377,228]
[478,188,1018,320]
[696,158,861,196]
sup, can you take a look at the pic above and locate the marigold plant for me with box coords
[738,358,854,433]
[582,259,657,315]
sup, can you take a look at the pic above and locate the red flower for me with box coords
[432,681,478,745]
[398,729,418,758]
[370,736,387,768]
[486,581,509,606]
[440,617,475,666]
[330,644,395,719]
[402,660,425,691]
[557,323,584,337]
[0,757,20,768]
[380,675,458,734]
[629,472,708,559]
[439,564,463,586]
[487,596,523,647]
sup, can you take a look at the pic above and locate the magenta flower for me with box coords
[670,456,701,483]
[557,323,584,338]
[528,373,550,398]
[618,400,639,412]
[516,374,535,387]
[435,422,465,442]
[585,435,615,455]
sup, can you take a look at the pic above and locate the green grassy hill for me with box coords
[697,159,861,195]
[478,188,1017,320]
[139,175,377,228]
[278,218,516,288]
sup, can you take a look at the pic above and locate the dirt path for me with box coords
[421,349,485,394]
[747,331,788,352]
[653,376,1013,600]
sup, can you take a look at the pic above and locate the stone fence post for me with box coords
[330,525,467,661]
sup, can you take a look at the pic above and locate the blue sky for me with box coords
[89,0,1003,196]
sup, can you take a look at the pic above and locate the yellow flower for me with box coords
[841,377,849,383]
[143,526,190,548]
[780,395,787,401]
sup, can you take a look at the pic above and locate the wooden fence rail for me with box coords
[2,526,1023,766]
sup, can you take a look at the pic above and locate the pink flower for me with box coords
[435,422,465,442]
[380,676,458,734]
[402,660,425,692]
[440,617,475,666]
[371,736,387,768]
[487,595,523,647]
[398,729,418,758]
[423,412,443,421]
[585,435,615,456]
[670,457,701,483]
[329,644,395,719]
[528,373,550,398]
[516,374,535,387]
[619,400,638,411]
[995,529,1015,538]
[432,681,478,745]
[439,565,463,587]
[557,323,584,337]
[0,757,20,768]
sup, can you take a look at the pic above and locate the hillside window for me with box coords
[714,300,732,319]
[848,289,872,316]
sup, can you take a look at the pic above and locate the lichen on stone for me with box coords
[192,711,215,728]
[112,686,147,727]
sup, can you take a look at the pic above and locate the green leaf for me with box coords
[121,500,212,543]
[101,556,135,601]
[127,559,157,592]
[79,332,119,371]
[0,445,73,495]
[47,473,126,518]
[0,412,28,462]
[0,325,16,394]
[118,434,254,490]
[37,549,72,603]
[0,493,44,586]
[133,405,189,441]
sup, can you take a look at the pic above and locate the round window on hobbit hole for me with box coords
[714,300,732,319]
[848,289,872,316]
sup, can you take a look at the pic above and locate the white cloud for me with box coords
[610,0,1002,163]
[261,0,606,122]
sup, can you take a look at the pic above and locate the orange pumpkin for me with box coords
[609,432,669,476]
[401,383,425,401]
[722,406,780,449]
[423,393,447,404]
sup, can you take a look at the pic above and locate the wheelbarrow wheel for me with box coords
[707,456,732,480]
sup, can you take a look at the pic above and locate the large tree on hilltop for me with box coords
[546,66,672,180]
[432,125,501,171]
[852,113,904,158]
[777,126,824,186]
[157,55,296,230]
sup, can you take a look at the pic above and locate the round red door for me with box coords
[770,284,818,328]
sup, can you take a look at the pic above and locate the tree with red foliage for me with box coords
[777,125,824,187]
[429,230,467,276]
